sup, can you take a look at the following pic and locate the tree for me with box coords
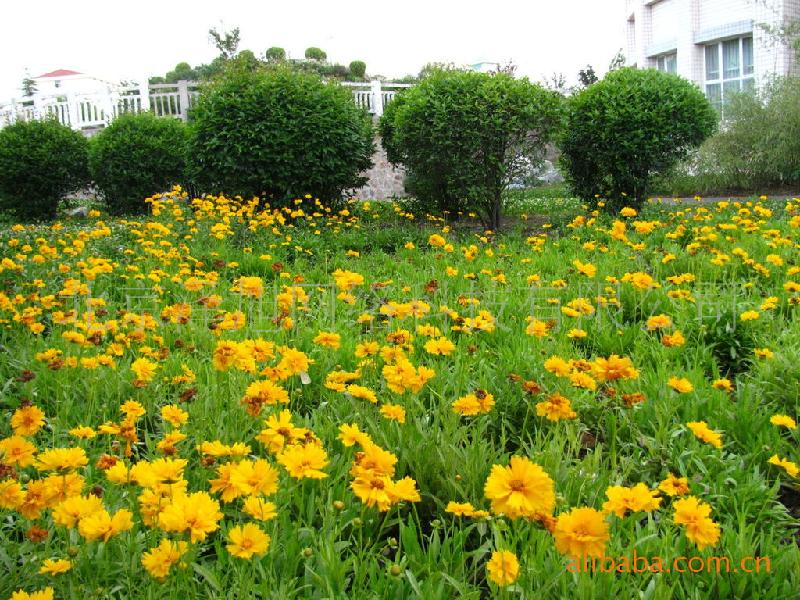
[209,26,241,60]
[188,66,374,204]
[543,72,569,94]
[21,73,37,97]
[304,47,327,61]
[380,69,563,229]
[348,60,367,79]
[559,68,717,211]
[608,49,626,71]
[265,47,286,62]
[577,65,598,88]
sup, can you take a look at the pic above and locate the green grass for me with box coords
[0,193,799,599]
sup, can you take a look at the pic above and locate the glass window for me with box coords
[665,53,677,74]
[742,36,754,75]
[723,39,740,79]
[706,83,722,111]
[742,77,755,92]
[705,44,720,80]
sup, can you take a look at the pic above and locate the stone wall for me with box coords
[350,136,407,200]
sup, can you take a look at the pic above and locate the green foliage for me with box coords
[188,66,374,204]
[89,113,189,215]
[0,119,89,220]
[208,26,241,59]
[265,46,286,62]
[560,68,716,211]
[305,47,327,61]
[348,60,367,80]
[379,69,563,229]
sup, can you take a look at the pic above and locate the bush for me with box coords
[560,68,716,211]
[349,60,367,79]
[379,69,562,229]
[89,113,189,215]
[0,119,89,220]
[304,47,327,61]
[265,47,286,62]
[188,66,374,203]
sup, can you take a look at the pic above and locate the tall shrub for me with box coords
[0,119,89,220]
[89,113,189,214]
[188,66,374,203]
[560,68,716,210]
[379,69,562,229]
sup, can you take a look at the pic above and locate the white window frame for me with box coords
[655,52,677,74]
[704,36,754,112]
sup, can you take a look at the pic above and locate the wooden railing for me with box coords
[0,80,412,131]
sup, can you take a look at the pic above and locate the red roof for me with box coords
[36,69,82,78]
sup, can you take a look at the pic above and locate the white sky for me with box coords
[1,0,625,98]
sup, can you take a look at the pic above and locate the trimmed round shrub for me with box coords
[304,47,327,61]
[188,66,374,203]
[349,60,367,79]
[89,112,189,215]
[0,119,89,221]
[379,69,563,229]
[560,67,717,210]
[265,47,286,62]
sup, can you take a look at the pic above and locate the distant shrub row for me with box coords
[0,65,717,223]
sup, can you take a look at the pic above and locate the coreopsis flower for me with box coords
[11,405,45,436]
[68,425,97,439]
[346,384,379,404]
[428,234,446,247]
[484,456,555,519]
[446,501,478,517]
[34,447,88,472]
[158,492,223,542]
[10,588,54,600]
[659,473,690,497]
[602,483,662,517]
[687,421,722,448]
[42,472,84,503]
[553,507,610,559]
[131,357,158,386]
[754,347,774,359]
[567,328,587,338]
[452,391,495,416]
[486,550,520,587]
[350,441,398,479]
[668,377,694,394]
[423,337,456,356]
[380,404,406,424]
[673,496,720,550]
[0,477,24,509]
[160,405,189,428]
[768,455,799,477]
[313,331,341,349]
[526,319,550,338]
[712,378,733,392]
[770,414,797,430]
[120,400,146,419]
[242,496,278,521]
[535,393,577,421]
[209,463,244,503]
[241,380,290,416]
[227,523,270,559]
[78,508,134,542]
[573,259,597,278]
[256,410,308,454]
[739,310,760,321]
[591,355,639,381]
[140,538,189,582]
[646,314,672,330]
[233,276,264,298]
[277,443,329,479]
[230,459,279,497]
[0,435,37,467]
[38,559,72,576]
[620,207,637,217]
[338,423,371,448]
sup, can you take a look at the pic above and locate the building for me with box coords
[31,69,114,97]
[625,0,800,109]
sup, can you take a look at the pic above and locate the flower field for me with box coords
[1,190,800,599]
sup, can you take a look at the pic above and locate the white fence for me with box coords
[0,80,412,131]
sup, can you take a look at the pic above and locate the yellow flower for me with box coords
[486,550,520,586]
[687,421,722,448]
[131,357,158,385]
[0,435,37,467]
[661,330,686,347]
[226,523,270,559]
[141,538,189,580]
[230,459,280,497]
[484,456,555,519]
[233,276,264,298]
[34,447,88,472]
[277,443,329,479]
[770,414,797,430]
[10,588,54,600]
[768,455,799,477]
[739,310,760,321]
[673,496,720,550]
[602,483,661,517]
[380,404,406,424]
[658,473,690,497]
[38,559,72,576]
[158,492,223,542]
[668,377,694,394]
[754,347,774,359]
[553,507,610,559]
[338,423,371,448]
[591,355,639,381]
[572,259,597,278]
[645,314,672,330]
[428,234,446,247]
[712,378,733,392]
[313,331,341,349]
[0,479,25,509]
[535,393,577,421]
[256,409,308,454]
[445,501,477,517]
[11,405,46,436]
[68,425,97,439]
[120,400,146,418]
[78,508,134,542]
[452,392,494,416]
[52,494,104,528]
[242,496,278,521]
[423,337,456,356]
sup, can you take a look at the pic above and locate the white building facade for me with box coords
[625,0,799,109]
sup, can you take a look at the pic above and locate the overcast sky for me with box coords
[1,0,624,98]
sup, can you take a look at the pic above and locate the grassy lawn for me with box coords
[1,190,799,599]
